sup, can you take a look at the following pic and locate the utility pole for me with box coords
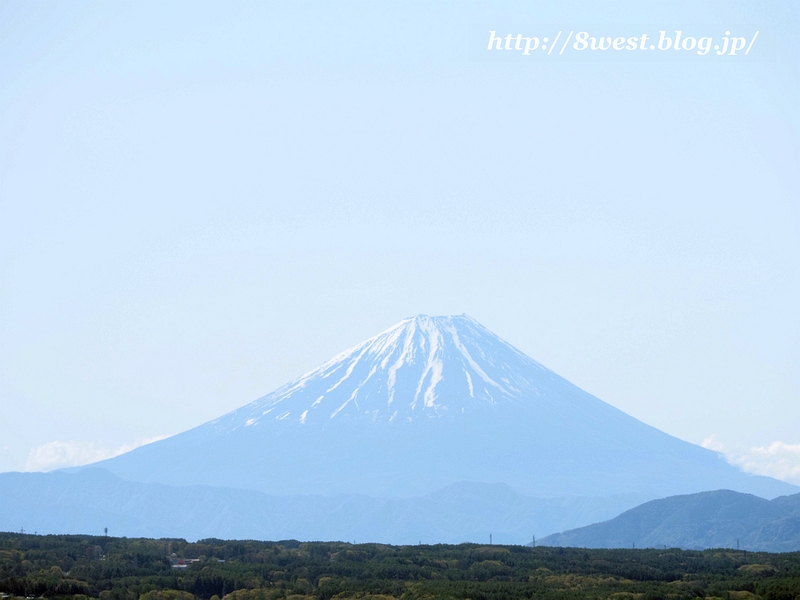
[532,534,535,548]
[489,534,492,545]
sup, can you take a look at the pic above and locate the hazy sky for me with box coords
[1,1,798,484]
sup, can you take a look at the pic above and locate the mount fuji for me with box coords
[87,314,795,501]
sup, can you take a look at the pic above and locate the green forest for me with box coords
[1,533,799,600]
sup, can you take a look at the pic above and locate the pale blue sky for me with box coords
[1,1,798,481]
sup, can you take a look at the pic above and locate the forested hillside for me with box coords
[2,533,800,600]
[541,490,800,551]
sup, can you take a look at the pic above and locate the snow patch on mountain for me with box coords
[208,314,550,432]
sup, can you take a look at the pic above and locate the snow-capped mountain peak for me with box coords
[211,314,556,431]
[92,314,799,501]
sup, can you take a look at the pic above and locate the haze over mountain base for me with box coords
[0,469,644,544]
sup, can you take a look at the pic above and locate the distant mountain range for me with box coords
[541,489,800,551]
[4,471,800,551]
[3,315,797,548]
[0,468,641,544]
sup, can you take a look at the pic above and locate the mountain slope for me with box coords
[88,315,797,499]
[540,489,800,551]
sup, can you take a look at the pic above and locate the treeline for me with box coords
[1,533,799,600]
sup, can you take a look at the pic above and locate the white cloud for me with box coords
[701,434,727,453]
[702,434,800,486]
[24,436,168,472]
[733,442,800,485]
